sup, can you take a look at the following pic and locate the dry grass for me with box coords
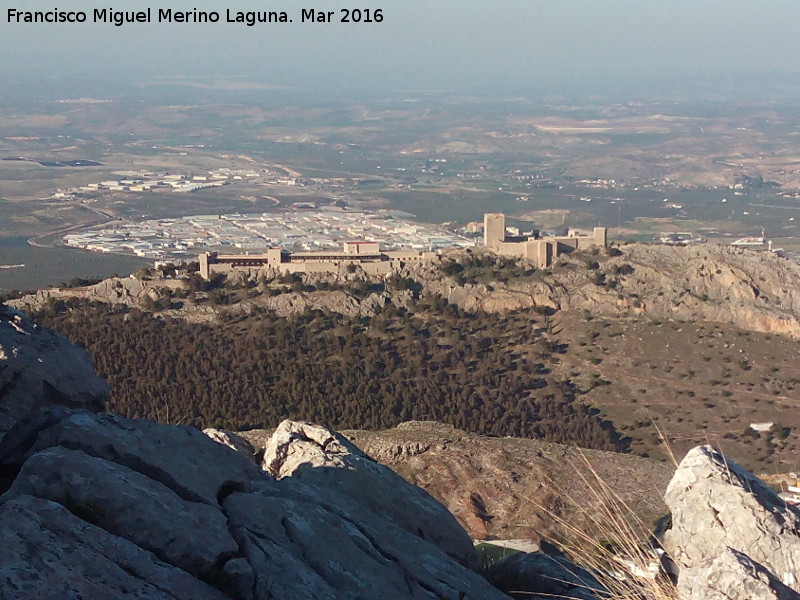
[531,451,679,600]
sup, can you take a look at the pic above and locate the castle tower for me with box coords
[199,252,211,280]
[484,213,506,249]
[593,227,608,247]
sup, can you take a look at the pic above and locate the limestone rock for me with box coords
[486,551,602,600]
[664,445,800,595]
[0,408,262,504]
[262,419,364,475]
[203,427,256,459]
[421,244,800,338]
[9,277,154,311]
[0,410,508,599]
[0,495,228,600]
[225,481,505,600]
[262,419,479,568]
[0,305,107,441]
[7,446,241,580]
[677,547,800,600]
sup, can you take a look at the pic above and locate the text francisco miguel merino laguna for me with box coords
[6,7,385,26]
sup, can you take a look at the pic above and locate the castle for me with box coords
[483,213,607,268]
[199,241,434,280]
[199,213,608,279]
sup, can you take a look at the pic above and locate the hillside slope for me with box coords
[241,421,673,542]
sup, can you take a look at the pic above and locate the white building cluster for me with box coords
[64,209,475,259]
[58,168,268,197]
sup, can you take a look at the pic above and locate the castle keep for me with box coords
[483,213,607,268]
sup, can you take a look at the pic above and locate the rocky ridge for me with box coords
[11,243,800,338]
[9,271,414,322]
[417,244,800,339]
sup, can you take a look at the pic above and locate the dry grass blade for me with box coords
[650,416,679,469]
[530,451,678,600]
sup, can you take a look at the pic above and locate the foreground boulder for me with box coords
[0,305,107,440]
[677,547,800,600]
[263,419,478,568]
[0,495,229,600]
[0,410,508,599]
[665,445,800,599]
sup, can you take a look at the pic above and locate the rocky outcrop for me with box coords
[7,446,241,579]
[0,411,508,599]
[9,277,156,311]
[249,289,400,319]
[203,427,256,459]
[12,244,800,338]
[263,419,479,568]
[570,244,800,339]
[10,279,414,323]
[0,495,230,600]
[677,547,800,600]
[0,305,107,441]
[664,445,800,599]
[416,244,800,338]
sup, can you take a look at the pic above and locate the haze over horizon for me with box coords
[2,0,800,99]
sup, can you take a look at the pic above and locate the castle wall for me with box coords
[200,245,425,280]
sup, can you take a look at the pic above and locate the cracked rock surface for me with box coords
[665,445,800,599]
[0,410,508,599]
[677,547,800,600]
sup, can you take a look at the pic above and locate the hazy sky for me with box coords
[2,0,800,94]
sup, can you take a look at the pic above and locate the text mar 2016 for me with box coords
[6,8,385,26]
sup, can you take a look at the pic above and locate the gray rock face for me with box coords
[0,411,507,599]
[9,277,155,312]
[677,547,800,600]
[0,495,229,600]
[225,483,494,600]
[263,419,479,568]
[0,409,262,504]
[418,244,800,338]
[664,445,800,598]
[0,305,107,440]
[203,427,256,459]
[7,446,240,579]
[486,551,602,600]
